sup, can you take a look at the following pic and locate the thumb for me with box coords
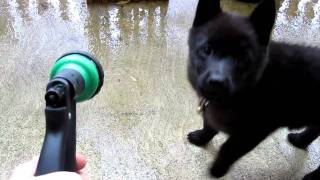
[35,172,82,180]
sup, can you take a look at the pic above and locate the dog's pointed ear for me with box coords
[249,0,276,45]
[192,0,222,27]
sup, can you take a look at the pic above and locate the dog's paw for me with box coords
[187,130,211,146]
[303,171,320,180]
[287,133,308,150]
[210,165,228,178]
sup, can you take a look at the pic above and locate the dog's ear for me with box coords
[192,0,221,27]
[249,0,276,45]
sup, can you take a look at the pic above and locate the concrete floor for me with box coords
[1,0,320,179]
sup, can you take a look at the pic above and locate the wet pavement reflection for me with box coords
[1,0,320,179]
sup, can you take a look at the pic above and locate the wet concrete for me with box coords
[1,0,320,179]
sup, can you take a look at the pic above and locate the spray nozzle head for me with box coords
[49,51,104,102]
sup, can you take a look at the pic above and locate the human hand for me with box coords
[10,154,88,180]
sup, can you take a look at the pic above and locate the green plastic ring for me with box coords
[50,52,103,102]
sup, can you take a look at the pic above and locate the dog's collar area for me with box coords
[197,97,209,114]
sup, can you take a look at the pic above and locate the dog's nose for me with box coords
[205,76,228,95]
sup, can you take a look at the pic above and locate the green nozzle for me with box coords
[50,52,104,102]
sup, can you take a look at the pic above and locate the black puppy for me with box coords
[187,0,320,179]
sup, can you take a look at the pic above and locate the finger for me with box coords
[31,156,40,173]
[79,170,89,180]
[75,153,86,171]
[35,172,82,180]
[10,156,39,179]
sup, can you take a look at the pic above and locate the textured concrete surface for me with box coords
[1,0,320,179]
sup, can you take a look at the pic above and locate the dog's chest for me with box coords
[204,104,237,133]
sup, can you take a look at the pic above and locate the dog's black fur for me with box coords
[187,0,320,179]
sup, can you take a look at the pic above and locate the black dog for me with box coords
[187,0,320,179]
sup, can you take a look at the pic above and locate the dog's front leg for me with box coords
[303,166,320,180]
[288,126,320,149]
[188,116,218,146]
[210,130,271,178]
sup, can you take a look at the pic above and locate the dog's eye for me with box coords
[199,44,212,56]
